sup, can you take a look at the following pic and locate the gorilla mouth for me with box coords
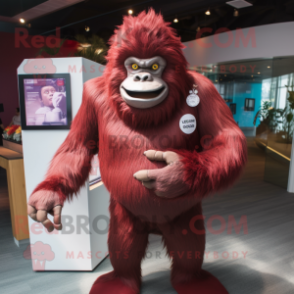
[124,87,165,99]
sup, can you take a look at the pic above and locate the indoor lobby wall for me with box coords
[183,22,294,65]
[182,22,294,192]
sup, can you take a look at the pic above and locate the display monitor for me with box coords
[18,74,72,130]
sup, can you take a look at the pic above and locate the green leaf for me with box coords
[286,113,294,123]
[75,34,108,64]
[37,38,66,56]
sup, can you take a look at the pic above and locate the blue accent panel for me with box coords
[226,83,262,127]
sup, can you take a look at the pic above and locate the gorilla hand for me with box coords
[27,190,63,232]
[133,150,190,198]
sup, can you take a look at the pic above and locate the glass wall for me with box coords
[192,56,294,189]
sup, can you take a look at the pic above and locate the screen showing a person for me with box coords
[23,78,68,126]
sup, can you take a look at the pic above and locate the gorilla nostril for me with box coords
[133,73,153,82]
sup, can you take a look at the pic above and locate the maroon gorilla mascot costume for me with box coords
[28,9,247,294]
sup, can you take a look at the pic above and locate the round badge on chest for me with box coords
[179,114,196,134]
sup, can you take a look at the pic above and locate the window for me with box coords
[214,83,225,98]
[276,74,293,109]
[244,98,255,111]
[230,103,236,114]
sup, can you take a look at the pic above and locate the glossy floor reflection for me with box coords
[0,139,293,294]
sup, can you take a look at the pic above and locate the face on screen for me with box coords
[41,86,56,107]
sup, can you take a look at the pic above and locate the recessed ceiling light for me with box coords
[258,72,260,74]
[205,9,211,15]
[128,9,133,15]
[173,18,179,23]
[226,0,253,9]
[19,18,25,23]
[267,66,271,68]
[85,26,90,32]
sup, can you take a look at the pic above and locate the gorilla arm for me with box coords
[134,74,247,199]
[27,81,99,231]
[179,74,248,197]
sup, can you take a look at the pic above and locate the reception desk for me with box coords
[0,146,29,245]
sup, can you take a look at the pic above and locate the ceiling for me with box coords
[1,0,294,44]
[0,0,47,17]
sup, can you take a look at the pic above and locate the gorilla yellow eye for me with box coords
[152,63,159,70]
[131,63,139,70]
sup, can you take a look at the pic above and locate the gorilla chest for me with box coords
[97,106,200,211]
[98,112,200,215]
[101,114,199,155]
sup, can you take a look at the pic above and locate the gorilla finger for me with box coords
[142,180,156,189]
[36,210,49,222]
[144,150,164,161]
[27,205,37,221]
[147,168,161,180]
[163,151,181,165]
[53,206,63,230]
[42,219,55,233]
[134,170,150,181]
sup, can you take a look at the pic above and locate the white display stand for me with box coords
[18,57,110,271]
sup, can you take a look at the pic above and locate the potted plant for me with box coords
[75,34,108,64]
[253,101,281,135]
[282,81,294,143]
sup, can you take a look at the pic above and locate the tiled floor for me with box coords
[0,140,294,294]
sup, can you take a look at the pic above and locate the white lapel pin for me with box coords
[186,84,200,107]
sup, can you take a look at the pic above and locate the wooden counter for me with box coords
[0,146,29,243]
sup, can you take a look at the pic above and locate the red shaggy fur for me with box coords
[104,9,193,128]
[30,9,247,294]
[32,81,99,202]
[177,72,247,197]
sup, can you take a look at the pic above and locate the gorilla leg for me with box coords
[158,204,228,294]
[90,199,149,294]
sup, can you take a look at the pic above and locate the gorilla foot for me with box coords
[89,271,139,294]
[173,270,228,294]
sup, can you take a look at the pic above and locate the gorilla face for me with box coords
[120,56,168,109]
